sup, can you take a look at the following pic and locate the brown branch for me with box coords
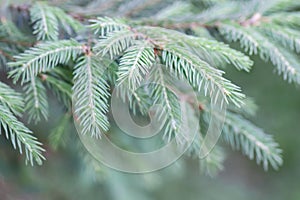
[159,22,210,29]
[129,27,159,46]
[0,38,35,47]
[166,84,206,111]
[9,4,30,13]
[0,50,15,61]
[135,19,211,30]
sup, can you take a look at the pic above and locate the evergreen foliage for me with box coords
[73,54,110,138]
[0,82,44,165]
[2,0,299,174]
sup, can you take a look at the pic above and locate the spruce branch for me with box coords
[92,18,250,107]
[162,45,244,107]
[94,30,137,59]
[0,104,45,165]
[0,81,24,116]
[30,1,84,41]
[219,22,300,84]
[149,66,182,143]
[135,26,253,71]
[8,40,84,84]
[30,2,59,41]
[259,24,300,53]
[117,43,155,90]
[2,0,295,172]
[269,12,300,28]
[24,76,49,123]
[219,21,259,55]
[89,17,129,36]
[73,54,110,138]
[42,73,72,109]
[222,112,283,170]
[183,35,253,71]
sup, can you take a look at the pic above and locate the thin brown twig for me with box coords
[0,38,35,47]
[0,49,15,61]
[162,22,211,29]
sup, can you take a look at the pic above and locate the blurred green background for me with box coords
[1,55,300,200]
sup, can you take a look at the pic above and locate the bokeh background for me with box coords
[1,0,300,200]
